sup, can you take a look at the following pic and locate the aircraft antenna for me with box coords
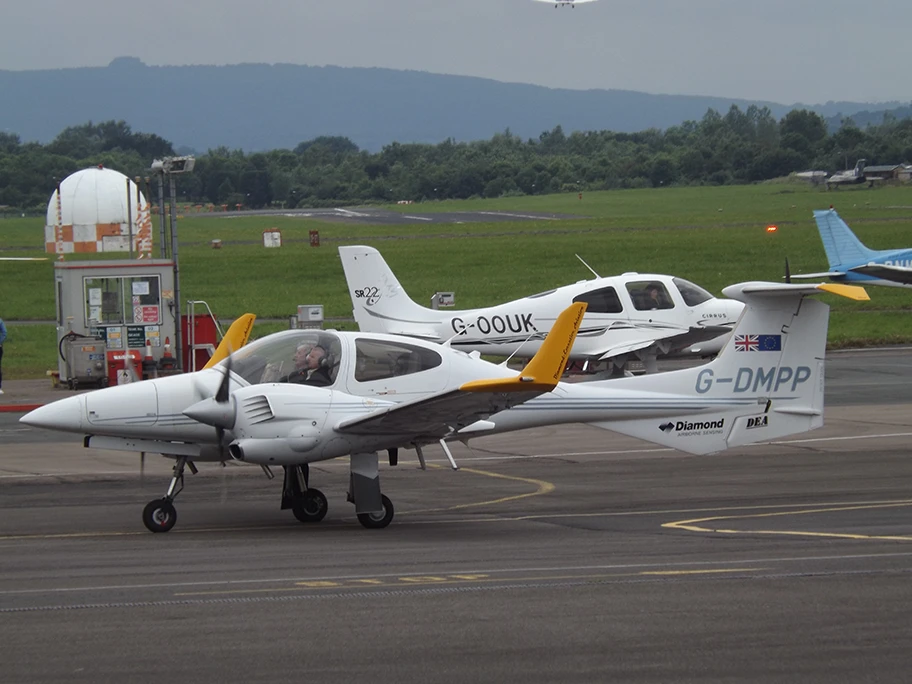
[441,322,476,347]
[499,328,542,367]
[575,254,601,278]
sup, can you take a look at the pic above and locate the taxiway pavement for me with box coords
[1,351,911,683]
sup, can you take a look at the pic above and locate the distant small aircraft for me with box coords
[533,0,598,7]
[795,170,828,186]
[791,208,912,288]
[826,159,867,189]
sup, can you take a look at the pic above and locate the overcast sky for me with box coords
[2,0,909,105]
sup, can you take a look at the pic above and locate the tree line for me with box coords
[1,107,911,213]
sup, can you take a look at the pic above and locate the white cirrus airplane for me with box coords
[20,280,866,533]
[533,0,598,7]
[339,245,745,374]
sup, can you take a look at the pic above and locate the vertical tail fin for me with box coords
[813,209,876,268]
[338,245,442,336]
[585,282,868,454]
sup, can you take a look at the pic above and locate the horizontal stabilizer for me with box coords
[849,263,912,285]
[722,281,867,300]
[788,271,846,280]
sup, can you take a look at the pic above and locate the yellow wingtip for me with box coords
[202,313,256,369]
[460,302,587,393]
[816,283,870,301]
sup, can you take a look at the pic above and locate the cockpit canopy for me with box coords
[227,330,343,386]
[672,277,713,306]
[224,329,446,388]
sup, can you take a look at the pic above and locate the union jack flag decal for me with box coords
[734,334,782,352]
[734,334,758,352]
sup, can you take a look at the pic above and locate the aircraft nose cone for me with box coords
[20,395,85,432]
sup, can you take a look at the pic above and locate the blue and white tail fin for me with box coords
[338,245,444,338]
[585,281,869,454]
[813,209,877,268]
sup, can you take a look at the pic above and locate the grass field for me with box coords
[2,181,911,379]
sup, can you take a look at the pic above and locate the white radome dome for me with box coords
[46,166,146,226]
[45,165,152,254]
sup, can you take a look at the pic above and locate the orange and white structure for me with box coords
[44,165,152,255]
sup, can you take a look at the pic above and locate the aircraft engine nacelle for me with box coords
[229,436,320,465]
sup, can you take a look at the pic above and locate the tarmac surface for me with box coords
[1,349,911,683]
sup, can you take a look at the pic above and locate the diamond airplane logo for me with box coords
[659,422,675,433]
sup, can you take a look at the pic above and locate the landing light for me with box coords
[766,225,778,233]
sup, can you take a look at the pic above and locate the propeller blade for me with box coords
[215,361,232,404]
[785,257,792,284]
[216,426,227,460]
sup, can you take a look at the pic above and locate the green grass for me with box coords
[3,182,912,378]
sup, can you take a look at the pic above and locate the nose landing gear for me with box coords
[142,455,196,533]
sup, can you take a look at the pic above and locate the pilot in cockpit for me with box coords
[288,345,334,386]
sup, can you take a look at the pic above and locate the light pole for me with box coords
[150,155,195,371]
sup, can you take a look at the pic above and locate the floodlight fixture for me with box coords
[151,155,196,174]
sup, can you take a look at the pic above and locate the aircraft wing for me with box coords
[594,326,731,360]
[848,262,912,284]
[335,303,586,439]
[659,325,733,352]
[334,385,543,440]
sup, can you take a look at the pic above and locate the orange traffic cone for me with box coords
[142,339,157,379]
[160,336,177,371]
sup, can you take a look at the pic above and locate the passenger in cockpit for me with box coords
[287,345,334,386]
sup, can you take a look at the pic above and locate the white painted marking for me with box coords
[403,215,433,221]
[477,211,558,220]
[3,550,911,596]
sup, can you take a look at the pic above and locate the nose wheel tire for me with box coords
[357,495,394,529]
[292,488,329,523]
[142,498,177,533]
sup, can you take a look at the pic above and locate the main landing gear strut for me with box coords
[281,463,329,523]
[140,452,396,532]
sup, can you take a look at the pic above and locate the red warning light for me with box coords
[766,224,778,233]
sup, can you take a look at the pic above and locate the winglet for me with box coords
[459,303,586,393]
[203,313,256,370]
[816,283,870,301]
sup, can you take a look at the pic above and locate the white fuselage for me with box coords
[369,273,742,359]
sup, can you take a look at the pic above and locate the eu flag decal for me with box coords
[758,334,782,351]
[734,334,782,352]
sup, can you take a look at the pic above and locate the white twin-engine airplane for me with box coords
[21,280,866,533]
[533,0,598,7]
[339,245,744,373]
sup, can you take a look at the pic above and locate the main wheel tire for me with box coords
[292,488,328,523]
[142,498,177,533]
[357,494,394,529]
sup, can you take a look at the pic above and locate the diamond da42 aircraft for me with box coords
[339,245,744,373]
[21,280,866,533]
